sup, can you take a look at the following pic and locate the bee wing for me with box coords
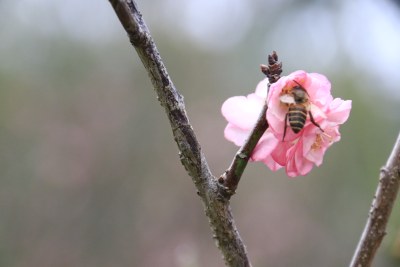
[279,94,295,104]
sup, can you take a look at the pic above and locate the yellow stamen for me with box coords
[311,132,333,151]
[311,134,323,150]
[321,132,333,142]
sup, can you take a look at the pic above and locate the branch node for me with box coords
[218,175,226,184]
[237,152,248,160]
[380,166,389,177]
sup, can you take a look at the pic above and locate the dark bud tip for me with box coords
[262,51,283,84]
[260,64,269,76]
[268,51,278,65]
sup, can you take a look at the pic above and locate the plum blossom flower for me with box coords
[221,70,351,177]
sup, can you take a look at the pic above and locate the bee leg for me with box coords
[309,111,324,132]
[282,112,288,141]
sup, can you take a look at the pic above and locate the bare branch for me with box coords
[219,52,282,194]
[108,1,252,266]
[350,132,400,267]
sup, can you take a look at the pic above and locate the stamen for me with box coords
[321,132,333,142]
[311,134,323,150]
[311,132,333,151]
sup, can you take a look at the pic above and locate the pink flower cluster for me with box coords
[222,70,351,177]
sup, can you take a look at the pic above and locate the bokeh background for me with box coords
[1,0,400,266]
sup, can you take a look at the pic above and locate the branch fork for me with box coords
[108,1,400,266]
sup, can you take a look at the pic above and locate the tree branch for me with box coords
[219,52,282,194]
[108,1,251,266]
[350,132,400,267]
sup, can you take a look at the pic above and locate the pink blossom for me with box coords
[221,70,351,177]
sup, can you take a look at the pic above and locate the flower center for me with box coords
[311,132,333,151]
[311,134,323,151]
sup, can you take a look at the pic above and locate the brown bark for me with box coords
[108,1,252,266]
[350,133,400,267]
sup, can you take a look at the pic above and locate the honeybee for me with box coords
[280,81,324,141]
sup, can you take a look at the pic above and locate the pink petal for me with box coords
[304,126,340,166]
[306,73,333,108]
[288,70,308,84]
[266,76,288,102]
[266,107,286,137]
[307,73,331,94]
[267,100,287,126]
[224,123,249,146]
[221,94,264,129]
[285,146,299,177]
[251,131,280,161]
[293,140,313,175]
[271,141,292,166]
[327,99,352,125]
[305,147,325,166]
[254,78,270,98]
[295,151,314,176]
[302,127,319,153]
[263,157,284,171]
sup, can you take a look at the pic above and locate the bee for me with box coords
[280,81,324,141]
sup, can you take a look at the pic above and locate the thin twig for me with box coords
[350,132,400,267]
[219,52,282,194]
[108,1,252,266]
[218,100,268,193]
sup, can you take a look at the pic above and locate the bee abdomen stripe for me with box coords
[290,121,304,128]
[287,105,308,134]
[288,114,306,123]
[291,124,303,133]
[290,119,305,125]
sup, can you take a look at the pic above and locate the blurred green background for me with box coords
[0,0,400,266]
